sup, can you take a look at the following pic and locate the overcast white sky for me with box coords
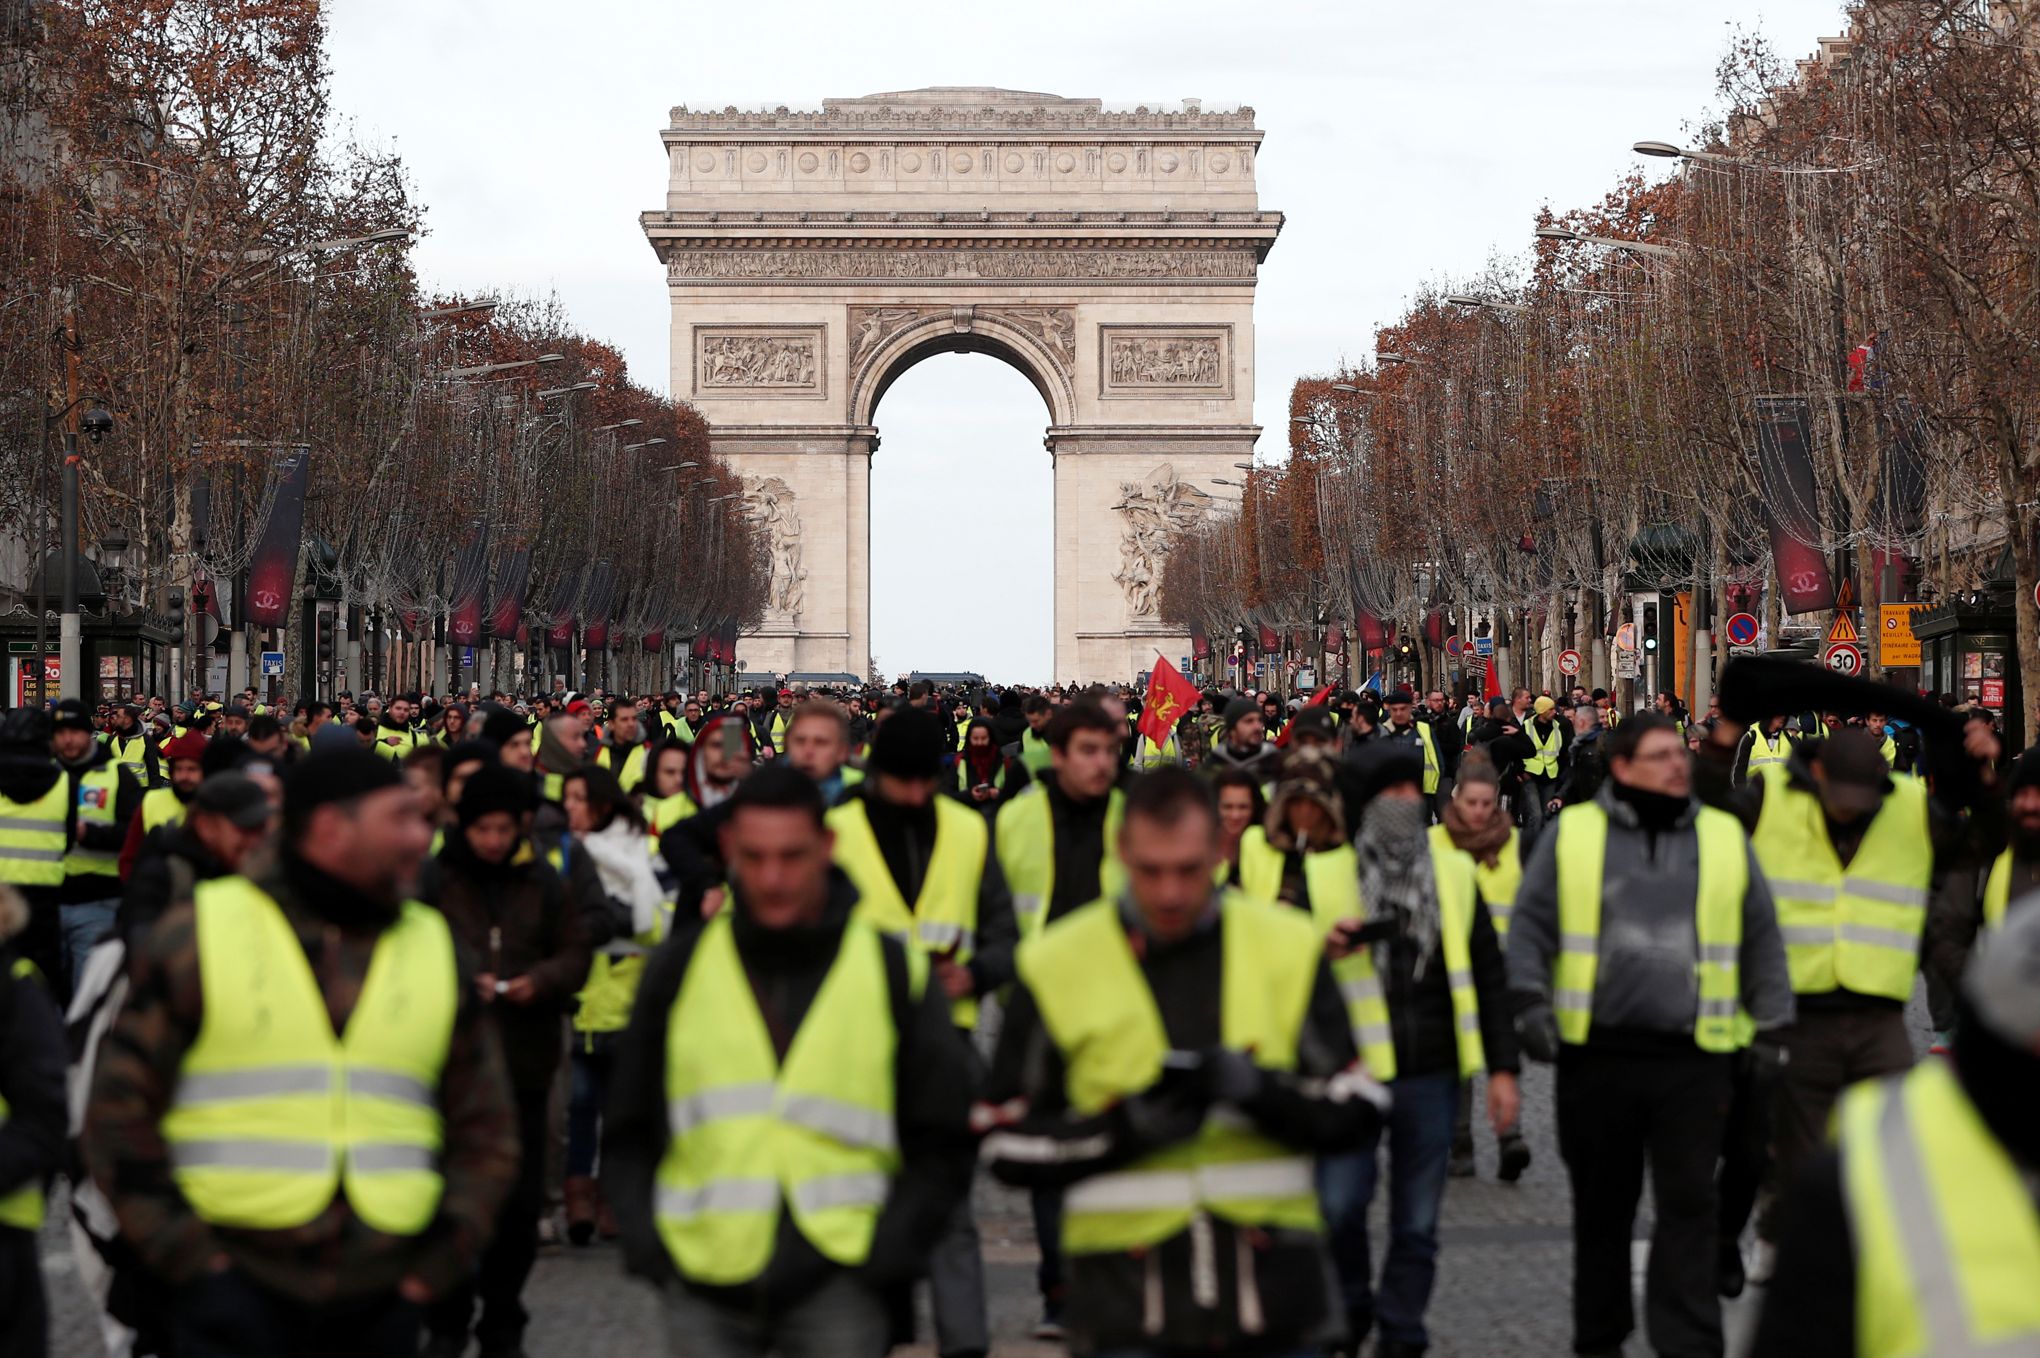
[327,0,1849,682]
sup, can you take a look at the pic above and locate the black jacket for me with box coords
[0,942,65,1223]
[603,872,977,1308]
[118,823,232,943]
[982,894,1379,1353]
[1039,773,1113,925]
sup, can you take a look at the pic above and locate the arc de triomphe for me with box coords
[641,88,1280,683]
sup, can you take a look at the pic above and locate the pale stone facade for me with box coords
[642,88,1279,683]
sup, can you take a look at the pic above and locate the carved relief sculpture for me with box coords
[1109,335,1222,386]
[994,307,1077,367]
[669,248,1255,283]
[742,476,807,616]
[1112,464,1208,618]
[849,306,936,370]
[698,333,819,389]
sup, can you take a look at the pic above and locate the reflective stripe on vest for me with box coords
[1839,1060,2040,1356]
[1430,823,1521,937]
[1523,720,1562,779]
[1135,733,1178,769]
[141,786,185,835]
[161,880,456,1235]
[1749,765,1930,1001]
[65,765,123,878]
[0,957,46,1230]
[1552,801,1749,1052]
[111,734,152,784]
[655,913,903,1285]
[829,796,986,1028]
[995,784,1124,940]
[1017,893,1324,1255]
[0,779,70,886]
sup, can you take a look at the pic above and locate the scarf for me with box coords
[1440,794,1512,866]
[578,817,666,945]
[1357,795,1439,976]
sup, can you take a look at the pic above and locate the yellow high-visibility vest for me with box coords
[1018,729,1052,775]
[1749,765,1930,1002]
[109,733,154,785]
[1415,722,1441,795]
[161,879,456,1235]
[140,786,186,836]
[1982,847,2020,933]
[655,912,918,1285]
[1134,733,1178,769]
[828,796,986,1028]
[1238,827,1486,1081]
[0,956,46,1230]
[995,783,1125,940]
[1429,822,1521,937]
[1018,892,1324,1256]
[64,765,123,879]
[0,779,70,887]
[575,836,676,1047]
[1747,727,1795,774]
[597,743,649,793]
[1552,801,1749,1052]
[1876,733,1898,769]
[1839,1059,2040,1356]
[643,791,698,837]
[373,726,424,761]
[1523,720,1562,779]
[954,756,1008,795]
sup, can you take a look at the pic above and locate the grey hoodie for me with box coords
[1506,783,1795,1042]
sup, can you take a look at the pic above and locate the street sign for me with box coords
[1724,613,1760,647]
[1474,636,1494,657]
[1179,655,1190,674]
[1730,645,1761,657]
[1827,611,1860,645]
[1879,604,1925,668]
[1615,651,1639,680]
[259,651,284,677]
[1558,649,1581,676]
[1296,667,1317,691]
[1444,635,1464,658]
[1614,622,1637,653]
[1825,642,1864,675]
[459,646,475,667]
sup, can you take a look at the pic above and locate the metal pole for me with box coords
[59,430,80,701]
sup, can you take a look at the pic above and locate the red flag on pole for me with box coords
[1275,684,1336,747]
[1138,655,1201,748]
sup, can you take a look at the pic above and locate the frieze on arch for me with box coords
[663,246,1258,284]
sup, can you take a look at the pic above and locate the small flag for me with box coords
[1138,655,1201,749]
[1847,331,1883,392]
[1275,684,1335,747]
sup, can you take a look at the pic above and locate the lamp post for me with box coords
[439,353,565,380]
[1534,224,1679,259]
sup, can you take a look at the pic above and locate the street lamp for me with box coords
[442,353,565,379]
[596,419,644,432]
[623,438,668,452]
[1378,352,1413,365]
[1445,293,1527,314]
[537,382,600,399]
[1534,224,1678,259]
[1633,139,1739,167]
[239,228,412,264]
[418,299,499,319]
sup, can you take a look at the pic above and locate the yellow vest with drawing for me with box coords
[1838,1059,2040,1357]
[995,783,1125,940]
[65,765,123,880]
[1018,892,1324,1256]
[828,795,987,1028]
[1748,765,1930,1002]
[655,911,919,1285]
[1551,801,1749,1052]
[160,878,456,1235]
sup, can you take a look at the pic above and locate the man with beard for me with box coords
[373,694,426,762]
[1205,697,1278,784]
[103,704,161,789]
[85,748,518,1358]
[747,686,788,757]
[594,702,648,793]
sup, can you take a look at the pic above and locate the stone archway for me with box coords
[641,87,1281,683]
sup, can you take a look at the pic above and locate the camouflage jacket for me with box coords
[83,850,518,1305]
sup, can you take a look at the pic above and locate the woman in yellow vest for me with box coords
[0,885,65,1358]
[1212,767,1266,887]
[636,740,697,838]
[1747,903,2040,1358]
[1432,749,1530,1183]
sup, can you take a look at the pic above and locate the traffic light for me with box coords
[1642,601,1660,653]
[190,580,211,619]
[164,588,185,631]
[316,609,336,664]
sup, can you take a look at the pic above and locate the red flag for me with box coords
[1275,684,1335,748]
[1138,656,1200,748]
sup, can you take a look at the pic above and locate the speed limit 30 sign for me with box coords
[1824,642,1863,676]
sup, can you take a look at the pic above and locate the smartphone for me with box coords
[718,724,745,760]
